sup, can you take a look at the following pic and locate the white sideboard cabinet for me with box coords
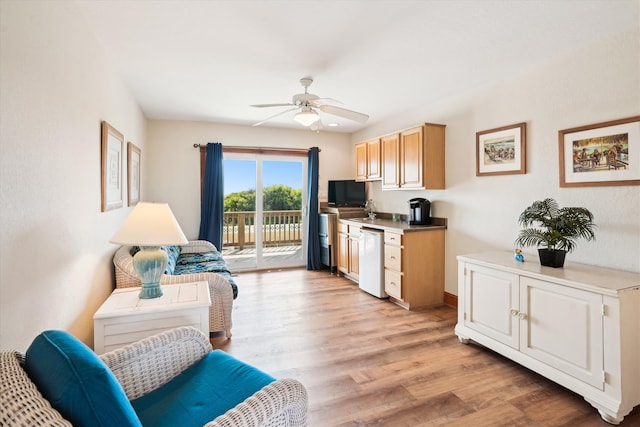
[455,252,640,425]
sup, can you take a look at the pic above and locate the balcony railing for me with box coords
[223,210,303,249]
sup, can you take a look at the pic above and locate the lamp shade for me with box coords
[110,202,188,246]
[294,108,320,126]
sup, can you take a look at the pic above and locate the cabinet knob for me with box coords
[510,309,519,316]
[518,312,527,320]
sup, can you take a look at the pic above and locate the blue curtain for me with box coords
[306,147,322,270]
[198,143,224,250]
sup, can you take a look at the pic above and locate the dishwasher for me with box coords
[358,228,387,298]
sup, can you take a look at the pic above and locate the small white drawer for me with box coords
[384,245,402,271]
[384,231,402,246]
[385,269,402,299]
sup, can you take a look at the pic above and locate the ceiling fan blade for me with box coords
[318,104,369,123]
[250,103,295,108]
[252,107,299,127]
[309,98,343,107]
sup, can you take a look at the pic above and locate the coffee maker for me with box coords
[409,198,431,225]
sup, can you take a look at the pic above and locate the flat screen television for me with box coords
[328,180,366,207]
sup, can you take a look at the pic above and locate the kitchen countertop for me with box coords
[341,216,447,232]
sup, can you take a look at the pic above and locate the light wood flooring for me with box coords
[211,268,639,426]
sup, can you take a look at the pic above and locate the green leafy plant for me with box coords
[515,198,596,252]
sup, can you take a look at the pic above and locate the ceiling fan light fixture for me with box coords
[294,108,320,126]
[251,78,368,128]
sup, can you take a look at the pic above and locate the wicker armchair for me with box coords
[1,327,308,427]
[113,240,234,337]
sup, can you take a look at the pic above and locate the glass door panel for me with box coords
[223,155,306,271]
[262,159,305,269]
[222,158,257,270]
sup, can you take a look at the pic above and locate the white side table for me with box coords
[94,281,210,354]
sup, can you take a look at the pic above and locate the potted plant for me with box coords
[514,198,596,268]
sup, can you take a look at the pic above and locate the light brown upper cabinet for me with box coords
[355,139,381,181]
[381,123,446,190]
[380,133,400,189]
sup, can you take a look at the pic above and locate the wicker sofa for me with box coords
[1,327,308,426]
[113,240,235,337]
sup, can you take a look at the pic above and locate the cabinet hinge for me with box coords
[601,304,607,316]
[463,312,467,320]
[603,371,607,384]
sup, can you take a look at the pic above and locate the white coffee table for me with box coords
[93,281,211,354]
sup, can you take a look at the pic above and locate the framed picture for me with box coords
[127,142,141,206]
[559,116,640,187]
[101,121,124,212]
[476,122,526,176]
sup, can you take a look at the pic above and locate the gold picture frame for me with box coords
[476,122,526,176]
[101,121,123,212]
[127,142,141,206]
[559,116,640,187]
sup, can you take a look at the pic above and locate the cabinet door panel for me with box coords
[355,142,367,181]
[381,134,400,189]
[465,265,519,349]
[349,235,360,277]
[400,127,423,188]
[367,139,381,179]
[337,233,349,273]
[520,277,603,390]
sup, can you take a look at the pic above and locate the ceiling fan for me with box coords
[251,77,369,128]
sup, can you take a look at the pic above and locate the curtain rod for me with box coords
[193,144,320,154]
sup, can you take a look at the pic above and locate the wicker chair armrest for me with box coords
[113,245,139,288]
[100,327,212,400]
[205,379,308,427]
[181,240,218,253]
[1,351,73,426]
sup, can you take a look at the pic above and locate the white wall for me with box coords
[146,120,352,238]
[0,1,147,350]
[354,28,640,296]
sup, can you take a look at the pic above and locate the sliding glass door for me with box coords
[222,154,306,271]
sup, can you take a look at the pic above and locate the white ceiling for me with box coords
[76,0,639,133]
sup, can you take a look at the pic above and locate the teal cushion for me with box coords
[161,245,182,274]
[131,350,275,427]
[25,330,142,427]
[176,251,224,265]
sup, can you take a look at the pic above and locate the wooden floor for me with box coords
[211,268,639,426]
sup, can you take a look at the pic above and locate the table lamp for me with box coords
[110,202,188,299]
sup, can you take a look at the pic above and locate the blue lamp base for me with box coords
[132,246,167,299]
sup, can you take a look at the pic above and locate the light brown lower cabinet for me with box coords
[383,229,445,309]
[337,221,360,282]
